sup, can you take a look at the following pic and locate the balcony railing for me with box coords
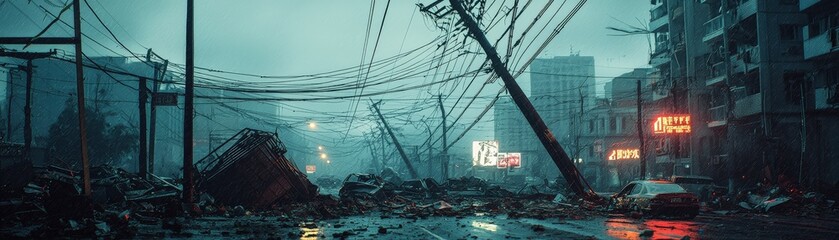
[653,40,669,55]
[706,62,726,86]
[803,27,839,60]
[703,15,724,42]
[734,93,762,118]
[708,105,727,127]
[651,4,667,21]
[730,46,760,73]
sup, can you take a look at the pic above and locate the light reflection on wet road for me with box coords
[131,210,839,239]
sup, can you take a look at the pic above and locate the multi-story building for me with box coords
[576,68,653,191]
[528,54,596,179]
[800,0,839,188]
[649,0,839,190]
[493,96,540,177]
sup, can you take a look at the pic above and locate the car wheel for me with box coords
[628,204,644,219]
[684,209,699,220]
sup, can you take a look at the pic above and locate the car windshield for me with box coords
[645,183,687,194]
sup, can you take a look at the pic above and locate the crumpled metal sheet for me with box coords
[197,129,318,208]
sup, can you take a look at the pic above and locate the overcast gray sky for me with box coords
[1,0,652,172]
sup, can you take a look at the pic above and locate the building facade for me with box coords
[649,0,839,191]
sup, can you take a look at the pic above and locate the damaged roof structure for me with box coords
[196,128,318,209]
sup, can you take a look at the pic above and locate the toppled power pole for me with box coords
[446,0,595,198]
[371,101,419,179]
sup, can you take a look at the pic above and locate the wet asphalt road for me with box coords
[131,188,839,239]
[132,211,839,239]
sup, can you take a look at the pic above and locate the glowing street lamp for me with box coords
[326,160,331,164]
[307,121,317,129]
[320,153,327,159]
[317,146,324,151]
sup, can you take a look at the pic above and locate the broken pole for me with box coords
[448,0,594,198]
[371,101,418,179]
[73,0,92,196]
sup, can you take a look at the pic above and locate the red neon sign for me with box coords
[653,115,691,134]
[496,153,522,168]
[608,148,640,160]
[305,165,316,173]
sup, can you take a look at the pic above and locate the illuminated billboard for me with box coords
[653,115,691,134]
[472,140,499,166]
[496,152,522,168]
[608,148,641,160]
[305,165,316,173]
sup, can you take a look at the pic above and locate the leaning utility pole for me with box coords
[0,50,55,160]
[371,101,418,178]
[146,49,168,175]
[637,80,646,180]
[437,95,449,180]
[448,0,594,198]
[183,0,195,206]
[380,127,387,169]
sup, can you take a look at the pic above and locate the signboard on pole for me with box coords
[652,115,691,134]
[152,92,178,106]
[305,165,316,174]
[472,140,499,167]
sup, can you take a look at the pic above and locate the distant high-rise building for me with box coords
[529,54,596,144]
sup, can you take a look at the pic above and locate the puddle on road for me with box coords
[606,217,702,240]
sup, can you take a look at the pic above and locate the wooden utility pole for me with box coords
[380,127,387,169]
[637,80,646,180]
[146,49,167,175]
[448,0,594,198]
[72,0,92,196]
[437,95,449,180]
[0,1,89,196]
[0,50,55,160]
[183,0,195,205]
[423,122,434,180]
[139,77,148,178]
[371,101,418,178]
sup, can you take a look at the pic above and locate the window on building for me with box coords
[779,24,800,41]
[784,73,804,105]
[589,120,595,133]
[609,117,617,134]
[621,116,628,134]
[827,67,839,104]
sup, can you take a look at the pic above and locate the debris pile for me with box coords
[196,128,318,209]
[726,183,838,217]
